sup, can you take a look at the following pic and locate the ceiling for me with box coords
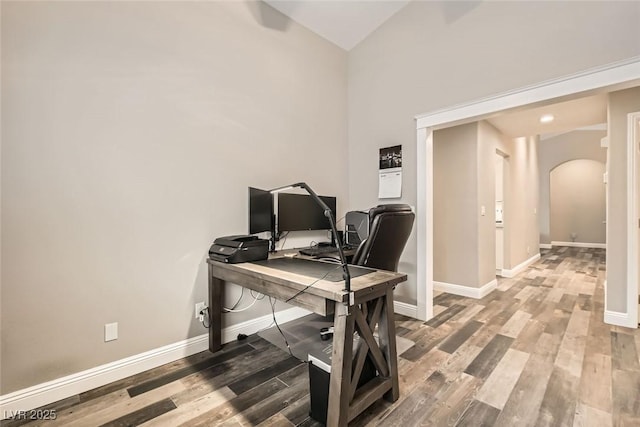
[486,93,609,139]
[264,0,410,51]
[262,1,609,138]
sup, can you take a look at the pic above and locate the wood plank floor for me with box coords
[4,247,640,426]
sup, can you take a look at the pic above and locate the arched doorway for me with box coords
[549,159,606,247]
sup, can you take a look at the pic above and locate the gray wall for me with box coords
[1,2,347,393]
[348,0,639,304]
[550,160,606,244]
[538,130,607,245]
[607,86,640,313]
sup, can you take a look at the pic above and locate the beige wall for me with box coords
[1,1,347,393]
[607,86,640,313]
[3,0,640,398]
[550,160,606,244]
[487,125,540,273]
[477,122,499,284]
[433,123,479,287]
[433,121,538,289]
[538,130,607,244]
[348,0,640,304]
[508,136,541,267]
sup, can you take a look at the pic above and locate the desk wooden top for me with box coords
[207,251,406,314]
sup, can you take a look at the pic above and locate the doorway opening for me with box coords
[414,58,640,327]
[495,150,508,276]
[549,159,606,248]
[628,112,640,324]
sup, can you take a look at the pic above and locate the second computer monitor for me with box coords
[248,187,274,235]
[277,193,337,232]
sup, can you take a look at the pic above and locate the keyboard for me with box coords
[298,245,338,256]
[298,244,356,257]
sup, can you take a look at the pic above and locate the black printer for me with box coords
[209,235,269,264]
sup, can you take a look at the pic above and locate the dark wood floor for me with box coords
[3,247,640,426]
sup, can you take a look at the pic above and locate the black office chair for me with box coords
[351,204,415,272]
[318,204,414,341]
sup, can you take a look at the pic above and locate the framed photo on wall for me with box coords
[379,145,402,198]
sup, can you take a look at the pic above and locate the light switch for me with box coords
[481,206,486,216]
[105,322,118,342]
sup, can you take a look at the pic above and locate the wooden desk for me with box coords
[207,254,407,426]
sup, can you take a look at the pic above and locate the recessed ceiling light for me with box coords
[540,114,554,123]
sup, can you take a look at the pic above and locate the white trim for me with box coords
[416,126,432,321]
[550,241,607,249]
[415,57,640,330]
[628,111,640,327]
[434,279,497,299]
[394,301,418,318]
[604,309,636,328]
[221,307,310,343]
[539,243,553,249]
[499,253,541,278]
[539,123,608,141]
[0,307,310,416]
[599,280,634,328]
[415,57,640,129]
[1,335,208,418]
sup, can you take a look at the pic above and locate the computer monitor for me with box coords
[277,193,337,232]
[248,187,274,234]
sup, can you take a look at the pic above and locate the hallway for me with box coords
[358,246,639,426]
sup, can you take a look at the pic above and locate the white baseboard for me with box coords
[0,306,310,417]
[604,309,637,328]
[221,307,310,343]
[551,241,606,249]
[539,243,552,249]
[434,278,497,299]
[394,301,418,318]
[500,253,541,278]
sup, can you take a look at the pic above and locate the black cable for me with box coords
[201,307,211,329]
[285,264,341,304]
[267,263,341,363]
[277,231,290,251]
[224,287,262,313]
[250,289,266,300]
[269,297,306,363]
[226,288,244,311]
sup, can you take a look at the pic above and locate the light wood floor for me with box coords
[3,247,640,426]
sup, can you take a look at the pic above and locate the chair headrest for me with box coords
[368,204,412,219]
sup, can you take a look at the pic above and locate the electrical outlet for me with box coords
[195,302,206,320]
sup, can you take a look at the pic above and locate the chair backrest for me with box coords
[351,204,415,272]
